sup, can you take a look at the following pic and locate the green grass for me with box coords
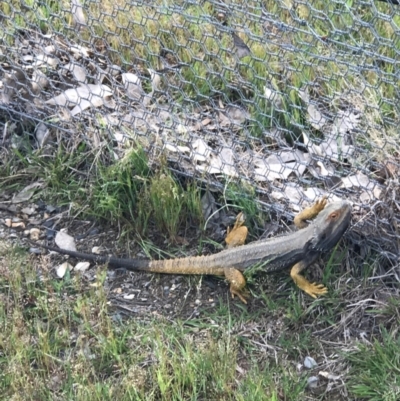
[0,242,310,401]
[345,329,400,401]
[0,141,204,243]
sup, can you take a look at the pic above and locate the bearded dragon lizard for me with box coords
[31,198,351,303]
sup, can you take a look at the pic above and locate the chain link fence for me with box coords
[1,1,399,266]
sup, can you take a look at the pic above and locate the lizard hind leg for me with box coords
[290,262,328,298]
[223,267,249,304]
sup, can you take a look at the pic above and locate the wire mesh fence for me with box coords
[1,1,399,266]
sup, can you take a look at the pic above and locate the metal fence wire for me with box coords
[1,1,400,267]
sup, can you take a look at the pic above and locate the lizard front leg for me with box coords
[290,260,327,298]
[294,197,328,229]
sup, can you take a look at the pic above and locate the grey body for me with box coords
[32,200,352,277]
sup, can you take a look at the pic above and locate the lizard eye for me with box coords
[329,212,338,220]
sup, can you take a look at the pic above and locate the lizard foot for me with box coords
[312,197,328,214]
[230,287,249,304]
[294,196,328,229]
[290,262,328,299]
[303,282,328,299]
[225,212,248,248]
[224,267,248,304]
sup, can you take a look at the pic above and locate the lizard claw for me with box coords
[294,196,328,228]
[305,282,328,298]
[313,197,328,214]
[230,287,249,304]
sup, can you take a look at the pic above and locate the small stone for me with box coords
[56,262,73,278]
[75,262,90,272]
[12,221,25,229]
[21,207,36,215]
[8,205,18,213]
[304,356,318,369]
[46,205,57,213]
[91,247,102,254]
[29,228,41,241]
[307,376,319,389]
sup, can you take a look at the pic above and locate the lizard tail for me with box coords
[106,256,150,270]
[33,242,151,270]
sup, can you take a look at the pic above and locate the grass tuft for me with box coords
[346,329,400,401]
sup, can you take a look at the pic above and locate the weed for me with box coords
[222,181,267,238]
[149,171,185,240]
[148,170,203,241]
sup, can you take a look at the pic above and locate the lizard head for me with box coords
[311,200,352,252]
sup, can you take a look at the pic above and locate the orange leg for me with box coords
[290,261,327,298]
[223,212,249,303]
[225,212,248,248]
